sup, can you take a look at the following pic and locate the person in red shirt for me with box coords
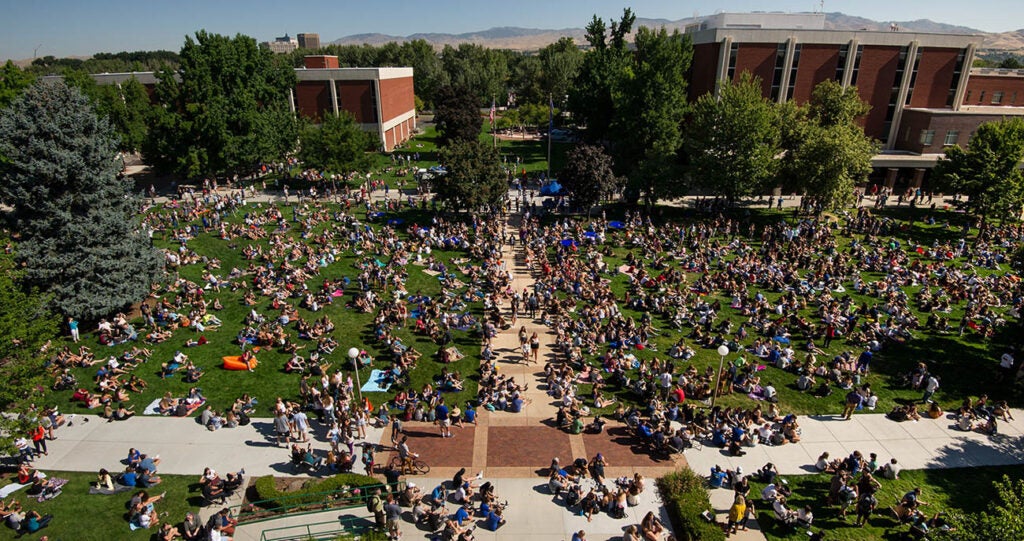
[31,425,47,456]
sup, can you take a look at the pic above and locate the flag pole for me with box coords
[546,94,552,182]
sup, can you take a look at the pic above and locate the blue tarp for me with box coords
[608,221,626,229]
[540,180,563,196]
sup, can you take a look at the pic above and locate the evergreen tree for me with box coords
[559,144,620,211]
[0,81,163,320]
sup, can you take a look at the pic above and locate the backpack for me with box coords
[238,412,251,426]
[367,495,381,513]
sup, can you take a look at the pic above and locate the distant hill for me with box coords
[329,12,1024,52]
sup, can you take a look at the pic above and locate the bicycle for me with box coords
[388,454,431,475]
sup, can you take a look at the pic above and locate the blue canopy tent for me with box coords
[540,180,563,196]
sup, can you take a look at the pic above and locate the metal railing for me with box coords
[258,515,374,541]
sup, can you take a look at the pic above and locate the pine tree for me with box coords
[0,81,163,320]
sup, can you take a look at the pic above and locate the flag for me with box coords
[489,98,496,127]
[548,95,554,133]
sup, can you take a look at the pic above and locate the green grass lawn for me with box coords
[749,465,1024,540]
[0,471,200,541]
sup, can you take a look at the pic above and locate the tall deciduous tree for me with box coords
[933,118,1024,224]
[951,475,1024,541]
[298,111,375,175]
[440,43,508,104]
[569,9,634,142]
[0,81,163,319]
[538,37,583,102]
[0,61,35,110]
[780,81,879,210]
[436,140,506,211]
[559,144,620,210]
[145,31,298,178]
[686,73,781,201]
[0,251,59,453]
[613,26,692,204]
[434,84,482,147]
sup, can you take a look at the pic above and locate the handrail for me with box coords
[258,515,373,541]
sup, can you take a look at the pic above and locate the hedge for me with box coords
[251,473,384,512]
[657,469,726,541]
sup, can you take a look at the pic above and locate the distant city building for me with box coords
[262,34,298,54]
[297,33,321,50]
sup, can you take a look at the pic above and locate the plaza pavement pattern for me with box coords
[27,201,1024,540]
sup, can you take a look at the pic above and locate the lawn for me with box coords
[748,465,1024,540]
[0,470,200,541]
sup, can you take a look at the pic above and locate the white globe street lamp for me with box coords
[348,347,363,405]
[712,344,730,410]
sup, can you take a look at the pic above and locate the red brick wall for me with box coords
[963,74,1024,106]
[378,76,415,123]
[852,45,901,140]
[733,43,780,95]
[908,48,960,108]
[303,56,339,69]
[689,42,721,101]
[894,108,1013,153]
[789,44,841,104]
[295,81,332,121]
[336,80,375,123]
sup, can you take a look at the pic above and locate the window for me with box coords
[835,44,850,82]
[944,130,959,146]
[920,129,935,146]
[727,43,739,80]
[965,90,972,103]
[770,43,787,102]
[979,90,986,103]
[992,91,1004,104]
[904,49,922,105]
[946,49,967,107]
[850,45,864,85]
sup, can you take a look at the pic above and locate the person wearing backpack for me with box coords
[368,489,385,530]
[856,491,877,527]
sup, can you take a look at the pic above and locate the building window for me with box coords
[850,45,864,85]
[946,49,966,107]
[979,90,985,103]
[920,129,935,146]
[904,49,922,105]
[786,44,802,101]
[944,130,959,146]
[835,44,849,82]
[770,43,787,102]
[727,43,739,80]
[992,91,1004,104]
[965,90,972,103]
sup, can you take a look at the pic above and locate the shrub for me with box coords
[657,469,726,541]
[251,473,383,513]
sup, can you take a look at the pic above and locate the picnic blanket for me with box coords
[89,484,133,495]
[360,369,392,393]
[142,398,163,416]
[0,483,28,498]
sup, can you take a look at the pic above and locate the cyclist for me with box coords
[398,435,416,474]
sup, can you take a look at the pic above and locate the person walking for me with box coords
[921,375,940,403]
[530,332,540,364]
[841,389,863,421]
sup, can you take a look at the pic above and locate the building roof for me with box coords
[688,26,981,48]
[905,105,1024,116]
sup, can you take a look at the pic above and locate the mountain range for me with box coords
[330,12,1024,52]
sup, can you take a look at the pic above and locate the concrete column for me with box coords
[886,41,919,150]
[329,80,339,116]
[714,36,733,99]
[373,77,385,149]
[885,168,899,189]
[777,37,797,104]
[841,39,858,89]
[952,43,976,111]
[911,168,926,189]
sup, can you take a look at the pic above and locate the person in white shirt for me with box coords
[880,458,900,480]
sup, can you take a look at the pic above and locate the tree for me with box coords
[0,252,59,454]
[0,61,35,110]
[569,9,635,142]
[440,43,508,104]
[613,26,693,204]
[559,144,620,210]
[538,38,583,102]
[951,475,1024,541]
[0,81,163,320]
[933,118,1024,224]
[780,81,879,210]
[436,140,506,211]
[434,85,482,147]
[144,31,298,178]
[686,74,781,201]
[298,111,375,175]
[64,71,153,153]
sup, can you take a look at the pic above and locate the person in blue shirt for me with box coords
[453,505,470,526]
[709,466,728,488]
[464,405,477,425]
[435,398,452,438]
[118,467,138,487]
[23,510,51,533]
[484,507,505,530]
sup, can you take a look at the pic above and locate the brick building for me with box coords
[47,55,416,152]
[686,13,1024,189]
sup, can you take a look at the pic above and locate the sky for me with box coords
[3,0,1023,61]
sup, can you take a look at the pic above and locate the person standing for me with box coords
[68,317,79,343]
[529,332,540,364]
[30,424,47,456]
[841,389,863,421]
[384,493,402,539]
[435,398,452,438]
[921,375,940,404]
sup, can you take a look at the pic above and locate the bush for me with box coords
[657,469,726,541]
[251,473,383,513]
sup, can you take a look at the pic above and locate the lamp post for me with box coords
[348,347,363,406]
[712,344,730,410]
